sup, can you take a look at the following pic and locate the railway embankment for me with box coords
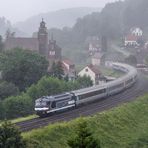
[24,94,148,148]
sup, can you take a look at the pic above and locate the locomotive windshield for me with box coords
[35,100,50,108]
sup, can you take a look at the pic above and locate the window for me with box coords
[49,51,55,56]
[85,68,88,72]
[51,101,56,108]
[79,89,106,100]
[109,83,124,91]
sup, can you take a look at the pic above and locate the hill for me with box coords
[14,7,101,36]
[24,94,148,148]
[44,0,148,64]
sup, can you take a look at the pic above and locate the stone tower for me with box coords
[48,34,62,66]
[38,19,48,58]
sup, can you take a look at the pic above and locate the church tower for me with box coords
[38,19,48,57]
[48,34,62,66]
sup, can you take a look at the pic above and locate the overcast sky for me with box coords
[0,0,117,23]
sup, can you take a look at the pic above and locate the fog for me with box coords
[0,0,117,23]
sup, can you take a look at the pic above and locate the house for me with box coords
[86,36,101,55]
[5,19,62,66]
[130,27,143,36]
[89,42,101,53]
[78,64,104,85]
[124,35,139,47]
[124,27,143,47]
[62,59,76,81]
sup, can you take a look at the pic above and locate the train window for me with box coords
[109,83,124,91]
[51,101,56,108]
[79,89,106,100]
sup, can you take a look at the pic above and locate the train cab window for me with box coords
[46,101,50,106]
[51,101,56,108]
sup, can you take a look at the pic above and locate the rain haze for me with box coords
[0,0,117,23]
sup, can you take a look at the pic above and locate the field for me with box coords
[23,94,148,148]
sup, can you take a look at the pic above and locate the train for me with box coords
[35,62,138,117]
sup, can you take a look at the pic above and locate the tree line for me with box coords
[48,0,148,47]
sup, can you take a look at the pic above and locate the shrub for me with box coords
[3,94,33,119]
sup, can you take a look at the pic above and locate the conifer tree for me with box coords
[0,121,26,148]
[68,119,100,148]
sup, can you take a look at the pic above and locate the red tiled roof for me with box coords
[62,59,74,66]
[62,63,69,73]
[87,64,101,75]
[125,35,138,41]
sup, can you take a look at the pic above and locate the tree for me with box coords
[0,35,4,52]
[0,48,49,91]
[77,75,93,88]
[0,121,26,148]
[3,94,33,119]
[0,81,19,101]
[50,61,64,79]
[125,55,137,66]
[67,119,100,148]
[0,101,5,119]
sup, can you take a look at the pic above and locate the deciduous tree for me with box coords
[77,75,93,88]
[0,81,19,101]
[0,48,49,91]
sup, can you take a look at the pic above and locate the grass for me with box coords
[100,66,124,78]
[0,115,38,125]
[11,114,38,124]
[23,94,148,148]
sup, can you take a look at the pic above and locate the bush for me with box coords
[3,94,33,119]
[0,81,19,101]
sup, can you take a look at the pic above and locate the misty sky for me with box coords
[0,0,117,23]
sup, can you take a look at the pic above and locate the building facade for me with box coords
[62,59,76,81]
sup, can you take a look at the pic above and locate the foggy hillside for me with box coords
[14,7,101,36]
[0,17,25,37]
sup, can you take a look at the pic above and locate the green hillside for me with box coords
[24,94,148,148]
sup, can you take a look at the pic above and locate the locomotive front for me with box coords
[35,96,52,117]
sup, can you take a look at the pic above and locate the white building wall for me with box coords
[132,28,143,36]
[125,40,138,46]
[92,58,101,66]
[78,66,96,85]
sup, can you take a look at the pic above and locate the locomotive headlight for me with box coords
[35,107,49,111]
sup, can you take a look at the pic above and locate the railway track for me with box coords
[16,72,148,132]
